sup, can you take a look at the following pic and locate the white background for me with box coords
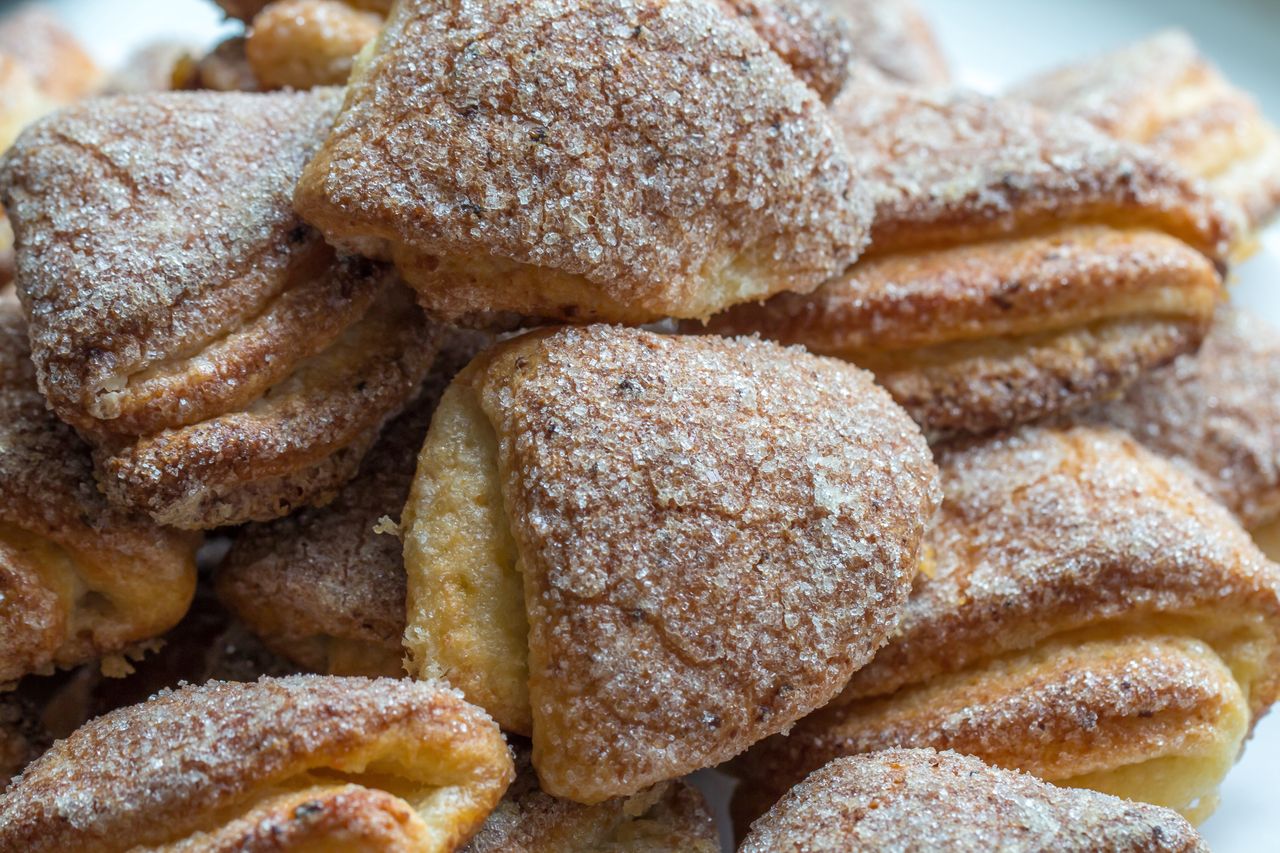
[7,0,1277,849]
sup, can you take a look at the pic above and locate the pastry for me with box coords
[0,676,514,852]
[218,0,392,17]
[732,425,1280,823]
[219,331,489,677]
[1094,305,1280,554]
[463,743,719,852]
[246,0,383,90]
[0,693,47,789]
[0,7,99,105]
[0,89,440,529]
[402,325,939,803]
[1011,30,1280,236]
[700,71,1232,437]
[738,749,1206,852]
[294,0,872,327]
[103,41,196,95]
[0,298,198,686]
[825,0,950,85]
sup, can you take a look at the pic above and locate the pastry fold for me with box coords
[825,0,950,85]
[219,331,488,677]
[294,0,871,326]
[700,72,1232,437]
[0,89,439,528]
[463,744,719,852]
[0,300,198,685]
[1094,305,1280,548]
[1011,30,1280,236]
[732,425,1280,823]
[738,749,1207,852]
[402,326,939,803]
[0,676,515,853]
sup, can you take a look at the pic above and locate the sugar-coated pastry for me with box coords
[1095,305,1280,537]
[218,0,391,18]
[295,0,872,326]
[719,0,855,102]
[0,676,514,852]
[0,8,99,104]
[1,89,440,528]
[246,0,383,90]
[219,331,488,677]
[733,425,1280,824]
[1011,30,1280,235]
[739,749,1207,852]
[825,0,950,85]
[700,71,1231,437]
[463,744,719,852]
[0,300,198,686]
[402,325,939,803]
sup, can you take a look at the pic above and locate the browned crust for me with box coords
[95,281,440,529]
[218,0,392,19]
[1011,30,1280,232]
[738,749,1206,852]
[463,744,719,851]
[295,0,871,325]
[0,694,48,789]
[0,676,515,852]
[1095,305,1280,530]
[837,425,1280,707]
[836,71,1233,262]
[0,88,369,436]
[0,7,100,102]
[466,326,938,802]
[246,0,382,91]
[219,330,489,671]
[0,301,198,684]
[721,0,854,101]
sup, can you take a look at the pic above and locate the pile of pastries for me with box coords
[2,0,1279,849]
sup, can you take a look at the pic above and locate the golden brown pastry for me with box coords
[0,89,439,529]
[1011,30,1280,236]
[0,299,198,686]
[718,0,855,101]
[295,0,872,327]
[218,0,392,17]
[0,7,99,104]
[0,676,514,852]
[733,425,1280,824]
[246,0,383,90]
[402,325,939,803]
[1094,305,1280,547]
[219,331,488,677]
[825,0,950,85]
[700,71,1232,437]
[739,749,1207,852]
[463,744,718,852]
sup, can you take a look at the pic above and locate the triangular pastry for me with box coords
[733,425,1280,823]
[402,325,939,803]
[294,0,872,326]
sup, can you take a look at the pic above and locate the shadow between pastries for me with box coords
[731,424,1280,825]
[1011,29,1280,239]
[0,88,440,529]
[294,0,873,326]
[0,676,514,852]
[0,299,198,687]
[699,70,1233,439]
[401,325,939,803]
[218,330,489,677]
[738,749,1206,852]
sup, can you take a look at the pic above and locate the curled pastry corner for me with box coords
[294,0,872,326]
[0,301,198,686]
[698,71,1232,437]
[738,749,1207,852]
[0,676,515,852]
[731,425,1280,825]
[401,325,939,803]
[1011,29,1280,241]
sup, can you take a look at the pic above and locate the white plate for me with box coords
[10,0,1278,849]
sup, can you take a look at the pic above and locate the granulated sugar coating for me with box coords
[1095,305,1280,529]
[832,70,1234,261]
[720,0,854,102]
[471,326,939,802]
[839,424,1280,707]
[826,0,951,86]
[0,675,515,853]
[738,749,1206,852]
[295,0,872,325]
